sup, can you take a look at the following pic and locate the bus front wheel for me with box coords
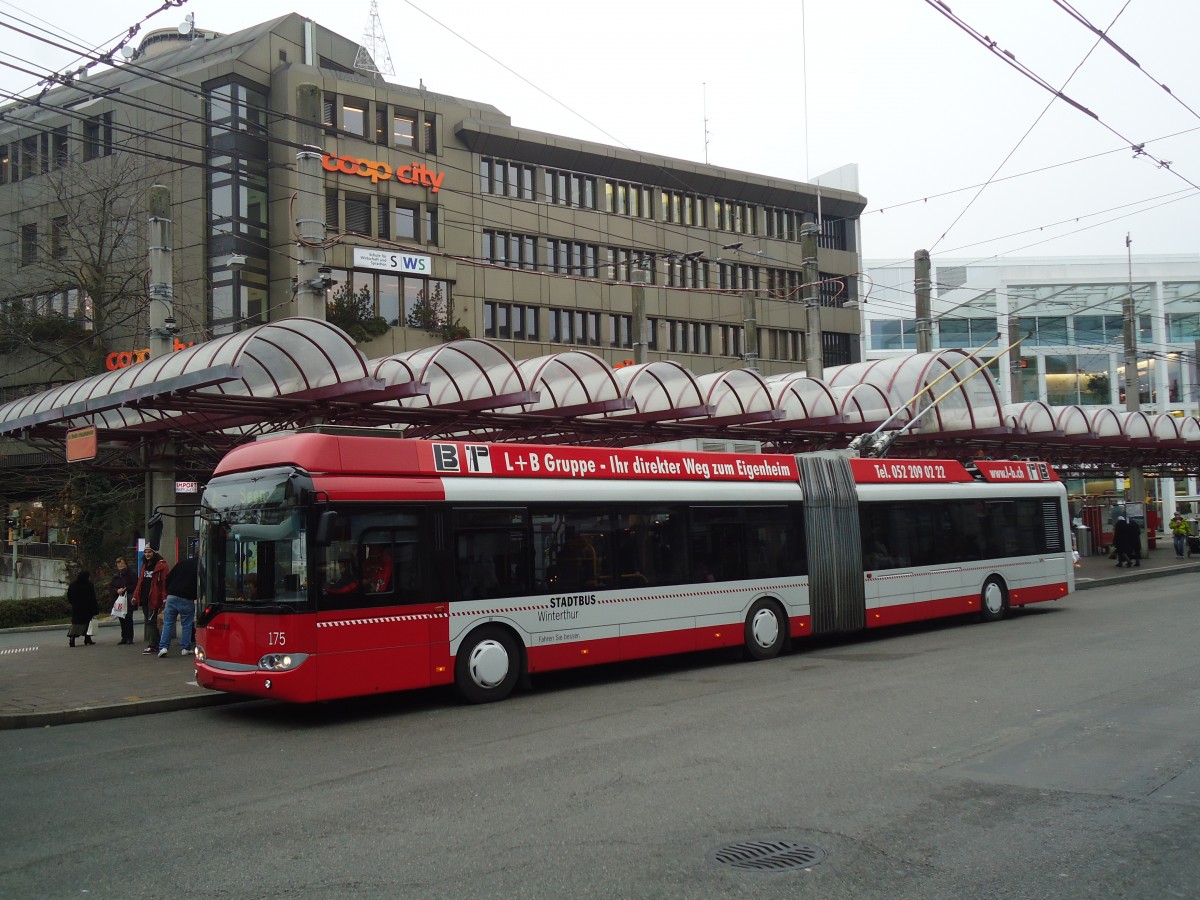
[455,626,521,703]
[979,576,1008,622]
[744,598,786,660]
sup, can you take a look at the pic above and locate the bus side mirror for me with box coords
[314,510,338,546]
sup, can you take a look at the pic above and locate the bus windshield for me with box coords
[199,468,310,611]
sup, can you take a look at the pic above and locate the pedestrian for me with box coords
[1169,511,1192,560]
[66,569,98,648]
[109,556,138,645]
[157,555,198,658]
[1113,516,1140,568]
[133,546,169,654]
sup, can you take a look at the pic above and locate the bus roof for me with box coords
[212,432,1060,487]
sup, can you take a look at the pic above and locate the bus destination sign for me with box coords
[428,442,798,483]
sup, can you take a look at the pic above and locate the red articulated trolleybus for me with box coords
[193,428,1072,704]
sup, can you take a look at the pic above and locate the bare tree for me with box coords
[0,156,158,383]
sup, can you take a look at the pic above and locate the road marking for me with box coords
[0,646,40,655]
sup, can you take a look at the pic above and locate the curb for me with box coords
[1073,562,1200,591]
[0,691,248,730]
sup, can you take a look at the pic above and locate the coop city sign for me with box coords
[321,153,445,192]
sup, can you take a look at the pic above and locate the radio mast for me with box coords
[354,0,395,78]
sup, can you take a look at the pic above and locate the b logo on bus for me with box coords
[432,444,492,474]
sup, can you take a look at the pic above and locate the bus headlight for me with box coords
[194,646,206,664]
[258,653,308,671]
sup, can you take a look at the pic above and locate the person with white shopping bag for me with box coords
[109,556,137,645]
[66,569,99,648]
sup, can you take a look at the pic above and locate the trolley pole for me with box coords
[147,184,174,360]
[295,84,326,320]
[801,221,822,378]
[1124,233,1147,558]
[632,264,648,365]
[914,249,932,354]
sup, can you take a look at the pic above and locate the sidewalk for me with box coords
[0,618,243,730]
[1,549,1196,729]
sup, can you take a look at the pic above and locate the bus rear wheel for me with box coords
[979,576,1008,622]
[455,626,520,703]
[744,598,786,661]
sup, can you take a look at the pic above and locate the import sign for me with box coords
[352,248,431,274]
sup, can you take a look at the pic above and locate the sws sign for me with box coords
[321,153,445,192]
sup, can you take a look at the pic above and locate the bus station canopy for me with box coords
[2,318,1198,474]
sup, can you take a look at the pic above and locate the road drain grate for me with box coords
[707,839,827,873]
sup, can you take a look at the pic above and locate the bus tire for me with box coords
[979,576,1008,622]
[744,598,786,661]
[455,626,521,703]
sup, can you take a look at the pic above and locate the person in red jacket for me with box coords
[133,546,169,654]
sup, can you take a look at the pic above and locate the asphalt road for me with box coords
[1,579,1197,899]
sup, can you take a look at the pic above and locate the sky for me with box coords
[1,0,1198,264]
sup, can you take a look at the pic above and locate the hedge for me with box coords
[0,597,72,629]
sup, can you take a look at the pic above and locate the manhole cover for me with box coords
[707,839,827,873]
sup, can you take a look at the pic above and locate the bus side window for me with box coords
[362,544,394,594]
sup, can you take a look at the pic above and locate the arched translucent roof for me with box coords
[827,350,1002,432]
[1148,413,1181,441]
[1054,405,1093,436]
[1088,408,1125,439]
[373,339,534,410]
[0,318,369,434]
[690,369,781,425]
[605,361,710,421]
[831,383,894,424]
[514,351,629,415]
[1116,411,1152,440]
[1003,402,1058,435]
[764,374,841,423]
[1180,417,1200,443]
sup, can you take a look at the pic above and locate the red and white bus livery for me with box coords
[194,430,1072,704]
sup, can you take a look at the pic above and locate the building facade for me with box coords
[863,255,1200,414]
[0,13,866,406]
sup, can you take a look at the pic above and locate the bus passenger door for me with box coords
[314,515,434,700]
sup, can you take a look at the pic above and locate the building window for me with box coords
[0,145,8,184]
[544,168,596,208]
[870,319,917,351]
[766,329,801,361]
[342,98,367,137]
[325,190,340,231]
[82,113,112,161]
[395,203,418,240]
[52,127,69,167]
[717,324,743,357]
[549,308,600,345]
[605,180,653,218]
[322,93,336,130]
[424,118,436,154]
[937,317,997,348]
[483,230,537,269]
[391,109,416,148]
[824,332,853,367]
[718,263,759,291]
[660,190,707,226]
[666,319,710,354]
[547,239,598,277]
[608,314,632,348]
[51,217,67,260]
[765,207,802,242]
[345,193,371,235]
[484,301,540,340]
[663,256,709,289]
[714,199,756,234]
[480,157,535,199]
[819,273,849,308]
[425,208,438,245]
[20,223,37,265]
